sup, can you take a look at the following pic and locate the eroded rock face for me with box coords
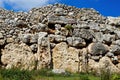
[88,42,109,56]
[67,37,86,47]
[107,17,120,26]
[1,43,35,70]
[88,57,120,74]
[0,3,120,73]
[52,42,79,73]
[36,32,51,69]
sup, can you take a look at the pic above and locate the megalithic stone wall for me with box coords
[0,4,120,73]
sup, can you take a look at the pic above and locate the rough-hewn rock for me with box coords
[110,45,120,55]
[107,17,120,26]
[36,32,51,69]
[0,3,120,73]
[52,42,79,73]
[67,37,86,47]
[73,29,94,40]
[52,69,66,74]
[1,43,35,70]
[88,42,109,56]
[88,57,120,74]
[0,32,3,39]
[47,15,76,24]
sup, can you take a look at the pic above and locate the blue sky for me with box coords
[0,0,120,17]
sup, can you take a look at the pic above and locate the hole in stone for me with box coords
[61,24,66,27]
[104,41,112,46]
[85,39,93,47]
[110,32,115,35]
[48,23,55,30]
[50,50,53,69]
[0,45,5,66]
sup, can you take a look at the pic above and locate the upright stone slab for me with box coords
[36,32,51,69]
[52,42,79,73]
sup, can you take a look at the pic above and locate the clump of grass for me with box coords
[79,73,90,80]
[112,74,120,80]
[64,24,73,31]
[0,68,33,80]
[1,68,120,80]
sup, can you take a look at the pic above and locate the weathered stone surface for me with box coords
[67,37,86,47]
[47,15,76,24]
[1,43,35,70]
[118,55,120,63]
[54,35,66,42]
[111,56,118,64]
[0,3,120,73]
[30,44,38,52]
[79,48,89,72]
[54,8,66,16]
[110,45,120,55]
[6,38,14,43]
[112,40,120,46]
[31,23,47,32]
[49,34,66,42]
[19,34,31,43]
[0,39,5,45]
[107,17,120,26]
[88,42,109,55]
[0,32,3,39]
[91,56,101,61]
[103,34,115,43]
[36,32,51,69]
[114,31,120,39]
[52,42,79,73]
[106,52,114,58]
[52,69,66,74]
[94,32,103,42]
[73,29,94,40]
[88,57,120,74]
[15,20,27,28]
[30,34,38,43]
[116,63,120,69]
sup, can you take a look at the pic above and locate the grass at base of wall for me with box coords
[0,68,120,80]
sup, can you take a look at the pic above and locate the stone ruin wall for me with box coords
[0,4,120,73]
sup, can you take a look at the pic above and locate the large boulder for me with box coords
[49,34,66,43]
[94,32,103,42]
[73,29,94,40]
[88,57,120,74]
[0,32,3,39]
[36,32,51,69]
[110,45,120,55]
[103,34,115,44]
[88,42,109,56]
[1,43,36,70]
[47,15,76,24]
[52,42,79,73]
[67,37,86,47]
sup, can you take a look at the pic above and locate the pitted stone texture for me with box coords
[107,17,120,26]
[67,37,86,47]
[36,32,51,69]
[1,43,35,70]
[88,42,109,56]
[52,42,79,73]
[110,45,120,55]
[73,29,94,40]
[88,57,120,74]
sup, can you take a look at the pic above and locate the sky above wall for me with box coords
[0,0,120,17]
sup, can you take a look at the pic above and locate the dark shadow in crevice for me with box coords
[0,45,5,66]
[48,23,55,30]
[49,50,53,69]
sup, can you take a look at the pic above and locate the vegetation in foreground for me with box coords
[0,68,120,80]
